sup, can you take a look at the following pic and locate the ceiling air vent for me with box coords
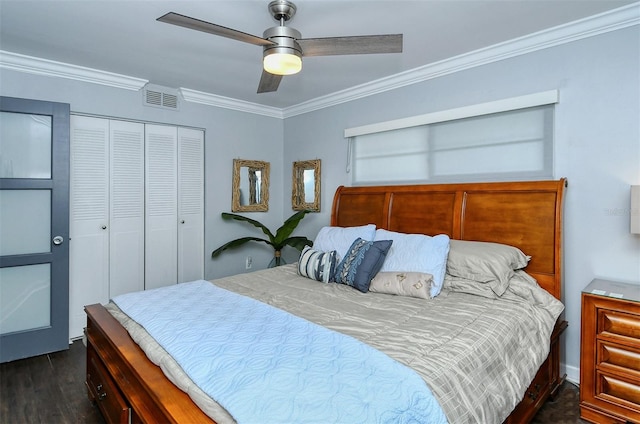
[142,84,180,110]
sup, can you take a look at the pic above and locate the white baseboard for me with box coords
[562,362,580,386]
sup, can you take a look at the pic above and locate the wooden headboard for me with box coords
[331,179,567,300]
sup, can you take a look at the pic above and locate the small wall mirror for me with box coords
[292,159,321,212]
[232,159,270,212]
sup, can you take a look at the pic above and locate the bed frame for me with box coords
[85,178,567,424]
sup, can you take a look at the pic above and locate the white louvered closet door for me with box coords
[177,127,204,283]
[69,115,110,339]
[109,120,144,297]
[70,118,202,338]
[145,124,178,289]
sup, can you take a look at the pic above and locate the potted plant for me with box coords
[211,210,313,267]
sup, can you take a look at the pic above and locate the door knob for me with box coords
[52,236,64,245]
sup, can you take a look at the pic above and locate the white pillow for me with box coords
[313,224,376,261]
[374,229,450,297]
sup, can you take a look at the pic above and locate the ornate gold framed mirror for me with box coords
[292,159,320,212]
[232,159,270,212]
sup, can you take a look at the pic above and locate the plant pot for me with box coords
[268,250,286,268]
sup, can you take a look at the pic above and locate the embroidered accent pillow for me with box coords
[334,238,393,293]
[369,272,433,299]
[297,246,338,283]
[374,229,450,298]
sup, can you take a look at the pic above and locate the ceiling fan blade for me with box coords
[298,34,402,57]
[157,12,275,47]
[257,70,283,93]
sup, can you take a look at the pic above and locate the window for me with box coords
[346,91,556,185]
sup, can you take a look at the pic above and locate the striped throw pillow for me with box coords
[297,246,338,283]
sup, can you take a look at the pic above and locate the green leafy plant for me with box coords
[211,210,313,267]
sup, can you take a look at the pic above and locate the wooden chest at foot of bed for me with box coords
[86,342,136,424]
[85,304,215,424]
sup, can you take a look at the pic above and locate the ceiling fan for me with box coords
[157,0,403,93]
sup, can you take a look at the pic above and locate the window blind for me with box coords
[347,92,556,185]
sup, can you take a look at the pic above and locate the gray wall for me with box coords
[0,68,285,279]
[282,26,640,382]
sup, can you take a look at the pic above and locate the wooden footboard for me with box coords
[85,303,215,424]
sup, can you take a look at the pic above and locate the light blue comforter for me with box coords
[112,280,447,424]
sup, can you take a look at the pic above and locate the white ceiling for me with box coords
[0,0,636,109]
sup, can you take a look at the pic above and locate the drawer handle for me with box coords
[99,392,107,400]
[96,384,103,391]
[528,384,541,401]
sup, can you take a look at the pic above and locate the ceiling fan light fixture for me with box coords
[263,50,302,75]
[262,25,303,76]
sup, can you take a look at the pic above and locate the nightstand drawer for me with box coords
[596,371,640,407]
[598,309,640,341]
[598,340,640,379]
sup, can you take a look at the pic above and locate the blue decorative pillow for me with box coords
[334,238,393,293]
[297,246,338,283]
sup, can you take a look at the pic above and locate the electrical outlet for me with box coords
[245,256,252,269]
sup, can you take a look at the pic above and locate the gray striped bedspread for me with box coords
[106,264,563,424]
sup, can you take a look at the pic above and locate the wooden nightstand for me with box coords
[580,279,640,423]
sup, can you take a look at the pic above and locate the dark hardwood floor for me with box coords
[532,380,589,424]
[1,340,104,424]
[1,340,585,423]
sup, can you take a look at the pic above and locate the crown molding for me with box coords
[0,50,148,90]
[180,88,284,119]
[0,3,637,116]
[282,2,639,118]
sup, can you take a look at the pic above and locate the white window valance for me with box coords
[344,90,558,138]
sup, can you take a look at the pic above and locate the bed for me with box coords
[85,178,568,424]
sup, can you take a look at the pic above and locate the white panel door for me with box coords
[69,115,109,339]
[145,124,177,289]
[177,127,204,283]
[109,120,145,297]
